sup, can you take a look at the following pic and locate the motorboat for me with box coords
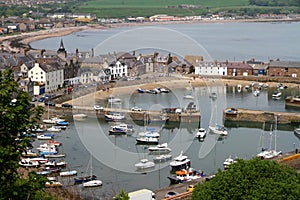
[45,160,66,168]
[28,157,48,164]
[209,124,228,136]
[253,89,260,97]
[169,151,191,171]
[44,153,65,158]
[148,143,172,154]
[107,96,122,103]
[272,90,282,99]
[137,88,145,93]
[294,128,300,136]
[223,156,237,169]
[195,128,207,139]
[168,168,204,184]
[37,134,54,140]
[104,112,125,121]
[74,175,97,184]
[109,126,127,135]
[183,94,194,99]
[83,180,103,187]
[47,140,61,146]
[60,170,77,177]
[136,137,159,145]
[209,92,217,99]
[56,120,69,126]
[159,88,170,93]
[36,170,52,175]
[285,96,300,108]
[138,131,160,138]
[237,84,242,93]
[109,123,134,135]
[43,117,65,124]
[19,158,40,167]
[21,149,37,157]
[47,126,61,132]
[135,159,155,170]
[36,146,57,153]
[153,154,172,163]
[45,166,62,173]
[45,181,62,187]
[146,89,157,94]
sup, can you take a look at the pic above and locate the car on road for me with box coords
[44,101,56,106]
[62,103,73,108]
[131,106,142,111]
[186,185,195,192]
[164,191,179,198]
[38,97,45,102]
[94,105,104,111]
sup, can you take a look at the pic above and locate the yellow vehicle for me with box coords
[187,185,195,192]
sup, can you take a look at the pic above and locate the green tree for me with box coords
[114,189,130,200]
[0,69,48,199]
[192,158,300,200]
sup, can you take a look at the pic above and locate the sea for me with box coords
[30,22,300,199]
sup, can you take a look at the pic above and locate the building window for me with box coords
[31,71,33,74]
[41,76,43,79]
[285,68,288,72]
[41,72,43,74]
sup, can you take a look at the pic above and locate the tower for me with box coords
[57,38,67,58]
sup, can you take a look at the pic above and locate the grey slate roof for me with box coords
[269,61,300,68]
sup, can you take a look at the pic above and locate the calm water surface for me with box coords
[30,22,300,198]
[34,85,300,199]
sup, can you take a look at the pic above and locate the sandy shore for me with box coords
[1,17,299,52]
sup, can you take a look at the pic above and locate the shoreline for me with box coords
[1,17,299,52]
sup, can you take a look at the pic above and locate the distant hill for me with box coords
[73,0,300,18]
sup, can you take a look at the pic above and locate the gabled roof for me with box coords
[269,61,300,68]
[226,62,252,69]
[116,52,136,60]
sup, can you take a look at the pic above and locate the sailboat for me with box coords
[74,153,102,187]
[256,119,282,159]
[208,100,228,136]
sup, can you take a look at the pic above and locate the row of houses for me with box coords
[1,40,300,97]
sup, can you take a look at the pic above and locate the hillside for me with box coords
[73,0,300,18]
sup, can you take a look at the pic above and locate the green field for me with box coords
[75,0,250,18]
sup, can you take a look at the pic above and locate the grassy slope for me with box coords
[75,0,249,17]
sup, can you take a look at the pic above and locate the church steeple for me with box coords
[57,38,67,58]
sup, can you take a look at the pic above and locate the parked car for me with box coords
[164,191,179,198]
[38,97,45,102]
[31,97,37,102]
[186,185,195,192]
[44,101,55,106]
[61,103,73,108]
[131,106,142,111]
[94,105,104,111]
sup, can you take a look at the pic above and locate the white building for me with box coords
[109,60,128,79]
[195,61,227,76]
[28,62,64,95]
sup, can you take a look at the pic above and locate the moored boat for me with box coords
[285,96,300,108]
[74,175,97,184]
[60,170,77,177]
[136,137,159,145]
[153,154,172,163]
[44,153,66,158]
[148,143,172,154]
[195,128,207,139]
[272,90,282,99]
[135,159,155,170]
[37,134,54,140]
[168,168,204,184]
[294,128,300,135]
[45,181,62,187]
[47,126,61,132]
[209,124,228,136]
[169,151,191,171]
[223,156,237,169]
[83,180,103,187]
[19,158,40,167]
[104,112,126,121]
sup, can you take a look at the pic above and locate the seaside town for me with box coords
[1,1,300,200]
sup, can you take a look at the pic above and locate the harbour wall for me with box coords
[224,108,300,125]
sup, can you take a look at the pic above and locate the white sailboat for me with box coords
[81,153,102,187]
[256,118,282,159]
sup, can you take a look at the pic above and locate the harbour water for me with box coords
[29,22,300,198]
[38,84,300,199]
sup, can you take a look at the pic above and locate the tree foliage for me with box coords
[249,0,300,6]
[0,69,48,199]
[192,158,300,200]
[114,189,130,200]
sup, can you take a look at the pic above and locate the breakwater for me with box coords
[224,108,300,125]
